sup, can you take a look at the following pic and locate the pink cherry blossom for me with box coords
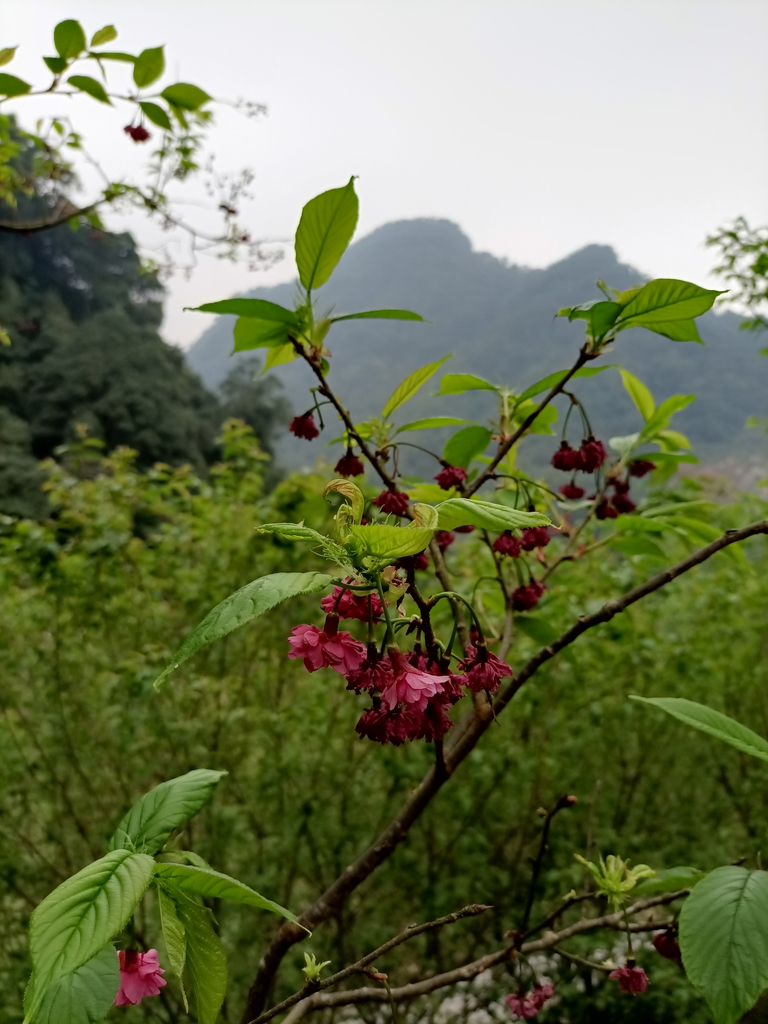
[320,587,383,622]
[609,965,649,994]
[505,984,554,1019]
[115,949,166,1006]
[287,623,366,674]
[458,645,512,694]
[380,651,450,711]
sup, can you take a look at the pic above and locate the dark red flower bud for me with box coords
[653,930,682,967]
[520,526,550,551]
[124,124,151,143]
[630,459,656,478]
[453,524,476,534]
[578,437,608,473]
[611,492,636,514]
[512,579,545,611]
[611,477,630,494]
[595,499,619,520]
[289,412,319,440]
[334,451,365,477]
[551,441,579,472]
[435,530,455,551]
[372,489,410,516]
[493,531,521,557]
[609,965,649,995]
[435,465,467,490]
[414,550,429,570]
[559,483,585,500]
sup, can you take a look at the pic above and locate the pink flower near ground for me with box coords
[505,984,554,1019]
[380,651,450,711]
[287,623,366,674]
[609,965,649,994]
[115,950,166,1006]
[321,587,383,622]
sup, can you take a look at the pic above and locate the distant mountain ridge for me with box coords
[187,219,768,467]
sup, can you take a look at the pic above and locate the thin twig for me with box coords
[519,795,576,935]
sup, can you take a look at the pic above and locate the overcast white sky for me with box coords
[5,1,768,347]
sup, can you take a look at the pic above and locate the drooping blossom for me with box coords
[578,437,608,472]
[435,530,455,551]
[454,524,476,534]
[289,411,319,440]
[115,950,166,1006]
[595,499,619,520]
[380,650,450,711]
[356,696,454,745]
[505,984,554,1019]
[630,459,656,478]
[458,644,512,693]
[653,930,682,967]
[346,646,394,693]
[609,965,649,994]
[321,587,383,622]
[372,489,410,516]
[551,442,580,471]
[124,125,151,143]
[559,483,585,499]
[611,491,636,515]
[287,622,366,674]
[520,527,550,551]
[335,451,365,477]
[512,579,545,611]
[493,531,521,558]
[435,465,467,490]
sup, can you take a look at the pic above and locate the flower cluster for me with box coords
[335,450,365,477]
[435,464,467,490]
[609,964,649,995]
[551,437,607,473]
[505,984,554,1019]
[289,411,320,440]
[287,593,513,745]
[372,489,410,516]
[124,124,151,143]
[115,950,166,1006]
[595,477,637,519]
[512,579,545,611]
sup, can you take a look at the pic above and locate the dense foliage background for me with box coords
[2,420,767,1024]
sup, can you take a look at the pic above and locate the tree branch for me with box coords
[0,200,97,233]
[240,518,768,1023]
[279,892,684,1021]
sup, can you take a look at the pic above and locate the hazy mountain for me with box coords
[187,219,768,470]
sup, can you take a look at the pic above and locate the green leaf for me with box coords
[619,369,654,420]
[54,20,86,60]
[637,318,703,343]
[43,57,68,73]
[435,497,550,532]
[295,178,359,292]
[629,697,768,763]
[133,46,165,88]
[0,47,17,67]
[613,515,667,533]
[263,342,295,371]
[443,426,492,468]
[90,26,117,47]
[632,866,703,897]
[91,52,135,63]
[26,851,154,1021]
[330,309,423,323]
[139,101,172,130]
[174,899,227,1024]
[258,523,329,544]
[639,395,695,442]
[0,73,31,96]
[396,417,467,433]
[514,401,558,435]
[191,298,297,321]
[233,318,292,352]
[161,83,211,110]
[157,888,186,1004]
[517,365,614,402]
[558,300,623,340]
[514,615,560,644]
[154,572,334,688]
[348,525,434,560]
[154,863,297,922]
[107,769,227,854]
[382,356,451,419]
[436,373,497,396]
[610,535,665,559]
[67,76,110,104]
[28,944,120,1024]
[616,279,723,328]
[680,866,768,1024]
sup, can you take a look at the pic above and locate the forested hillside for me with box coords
[0,225,288,515]
[188,219,768,468]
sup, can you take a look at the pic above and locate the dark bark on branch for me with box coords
[0,200,96,233]
[240,519,768,1023]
